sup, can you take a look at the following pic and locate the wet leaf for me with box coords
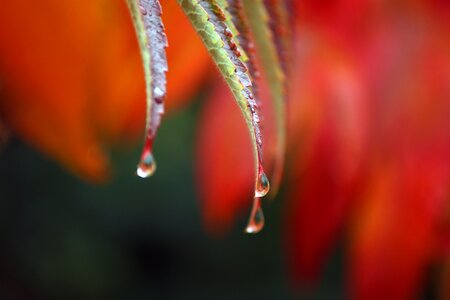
[177,0,267,199]
[127,0,168,177]
[226,0,259,85]
[242,0,286,194]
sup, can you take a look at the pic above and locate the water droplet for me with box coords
[224,28,233,38]
[216,10,226,21]
[229,42,237,51]
[255,172,270,197]
[139,5,147,15]
[136,151,156,178]
[245,197,265,234]
[154,86,164,98]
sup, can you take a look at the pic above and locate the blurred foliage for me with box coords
[0,102,341,300]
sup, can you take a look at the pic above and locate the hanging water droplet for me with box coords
[255,172,270,197]
[136,151,156,178]
[245,197,265,234]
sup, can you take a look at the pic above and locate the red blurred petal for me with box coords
[286,4,450,296]
[349,160,449,300]
[195,63,279,234]
[196,82,254,234]
[347,17,450,299]
[285,34,367,283]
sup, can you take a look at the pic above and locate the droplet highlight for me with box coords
[153,86,164,98]
[255,172,270,197]
[139,5,147,15]
[136,151,156,178]
[245,197,265,234]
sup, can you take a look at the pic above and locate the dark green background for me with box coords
[0,100,348,300]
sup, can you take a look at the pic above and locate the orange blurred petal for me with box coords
[0,0,211,181]
[0,0,116,181]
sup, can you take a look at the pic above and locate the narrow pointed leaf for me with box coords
[242,0,286,195]
[177,0,267,198]
[264,0,292,74]
[227,0,260,94]
[127,0,168,177]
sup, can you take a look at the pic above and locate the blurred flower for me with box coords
[197,1,450,299]
[0,0,210,181]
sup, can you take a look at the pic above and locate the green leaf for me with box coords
[127,0,168,178]
[177,1,272,234]
[226,0,259,91]
[242,0,287,195]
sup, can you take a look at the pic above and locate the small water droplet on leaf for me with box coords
[224,28,233,37]
[139,5,147,15]
[154,86,164,98]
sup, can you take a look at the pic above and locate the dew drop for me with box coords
[136,150,156,178]
[245,197,265,234]
[139,5,147,15]
[255,172,270,197]
[154,86,164,98]
[224,28,233,38]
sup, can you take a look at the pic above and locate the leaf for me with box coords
[0,0,143,181]
[226,0,260,95]
[242,0,286,195]
[127,0,168,178]
[177,0,270,233]
[176,3,264,185]
[264,0,292,75]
